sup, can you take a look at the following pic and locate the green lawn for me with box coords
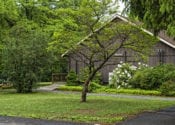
[0,92,175,124]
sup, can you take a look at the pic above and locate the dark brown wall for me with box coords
[68,41,175,83]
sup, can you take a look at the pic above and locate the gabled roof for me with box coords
[62,14,175,57]
[113,14,175,49]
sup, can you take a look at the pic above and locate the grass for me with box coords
[0,82,53,90]
[0,92,175,124]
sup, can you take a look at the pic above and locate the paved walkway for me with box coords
[38,82,65,91]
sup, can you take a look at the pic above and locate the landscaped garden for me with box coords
[1,0,175,125]
[60,63,175,97]
[0,91,175,125]
[1,63,175,124]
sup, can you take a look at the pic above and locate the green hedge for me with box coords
[56,85,162,96]
[57,85,83,91]
[94,88,161,96]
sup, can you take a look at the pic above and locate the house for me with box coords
[63,14,175,83]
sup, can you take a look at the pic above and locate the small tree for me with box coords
[49,0,158,102]
[2,20,53,93]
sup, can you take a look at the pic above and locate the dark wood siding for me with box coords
[68,41,175,83]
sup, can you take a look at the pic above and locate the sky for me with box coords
[118,1,125,14]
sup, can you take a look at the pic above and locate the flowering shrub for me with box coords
[137,62,149,69]
[109,63,136,89]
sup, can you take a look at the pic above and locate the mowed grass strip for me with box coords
[0,92,175,124]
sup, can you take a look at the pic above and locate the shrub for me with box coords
[11,71,37,93]
[89,82,102,92]
[130,64,175,90]
[129,67,155,89]
[109,63,136,89]
[79,68,102,84]
[66,70,79,86]
[164,71,175,81]
[159,80,175,96]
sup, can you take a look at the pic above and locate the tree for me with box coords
[121,0,175,36]
[0,0,63,92]
[1,20,54,92]
[49,0,157,102]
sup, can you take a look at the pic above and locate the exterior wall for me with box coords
[68,41,175,83]
[148,42,175,65]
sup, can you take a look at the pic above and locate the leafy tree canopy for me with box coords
[0,0,70,92]
[121,0,175,36]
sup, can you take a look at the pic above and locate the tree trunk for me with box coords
[81,80,90,102]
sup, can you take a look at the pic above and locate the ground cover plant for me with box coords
[0,92,175,124]
[57,85,161,96]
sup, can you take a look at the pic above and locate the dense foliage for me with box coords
[130,64,175,90]
[66,70,78,86]
[79,68,102,84]
[0,0,68,92]
[122,0,175,36]
[159,80,175,96]
[109,63,175,95]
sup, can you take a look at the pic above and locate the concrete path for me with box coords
[37,82,65,91]
[0,116,91,125]
[89,93,175,101]
[116,107,175,125]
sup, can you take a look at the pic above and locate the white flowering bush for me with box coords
[137,62,149,70]
[109,63,136,89]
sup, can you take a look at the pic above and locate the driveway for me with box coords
[1,107,175,125]
[116,107,175,125]
[0,116,91,125]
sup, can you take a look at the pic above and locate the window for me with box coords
[157,49,165,64]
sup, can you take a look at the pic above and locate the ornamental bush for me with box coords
[130,64,175,90]
[129,67,154,89]
[66,70,79,86]
[79,68,102,84]
[89,82,103,92]
[109,63,136,89]
[159,80,175,96]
